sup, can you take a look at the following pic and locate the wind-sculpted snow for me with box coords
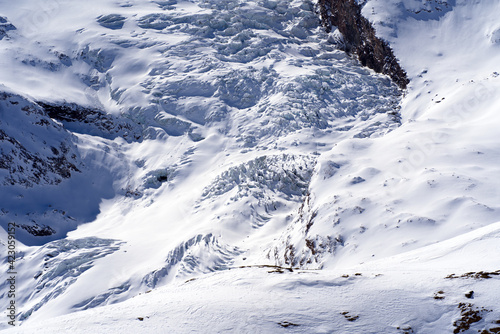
[0,0,407,322]
[71,284,131,312]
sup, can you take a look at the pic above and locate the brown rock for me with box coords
[318,0,409,89]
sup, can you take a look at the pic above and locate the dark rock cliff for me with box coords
[0,16,16,40]
[0,93,81,188]
[318,0,409,89]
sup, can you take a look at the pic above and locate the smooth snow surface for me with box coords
[1,0,500,332]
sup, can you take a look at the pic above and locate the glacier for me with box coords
[1,0,500,333]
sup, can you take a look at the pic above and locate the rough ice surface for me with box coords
[1,0,500,332]
[202,154,315,200]
[0,237,121,321]
[142,233,242,288]
[97,14,127,30]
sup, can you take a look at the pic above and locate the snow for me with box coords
[4,223,500,333]
[1,0,500,332]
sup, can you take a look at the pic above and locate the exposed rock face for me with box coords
[37,102,139,140]
[0,128,79,186]
[0,92,81,188]
[318,0,409,89]
[0,16,16,40]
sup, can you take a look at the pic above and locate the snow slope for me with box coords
[0,0,400,244]
[1,0,500,332]
[273,0,500,268]
[5,222,500,333]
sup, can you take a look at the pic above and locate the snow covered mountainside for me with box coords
[1,0,500,332]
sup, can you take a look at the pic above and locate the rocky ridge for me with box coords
[317,0,409,89]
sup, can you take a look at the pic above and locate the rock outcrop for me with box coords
[0,16,16,40]
[0,92,81,188]
[37,102,139,140]
[318,0,409,89]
